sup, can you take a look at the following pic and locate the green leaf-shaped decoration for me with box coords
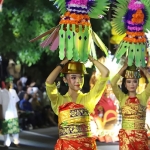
[59,25,66,60]
[88,0,110,19]
[92,31,108,56]
[66,24,73,59]
[111,0,129,35]
[51,0,66,14]
[141,0,150,31]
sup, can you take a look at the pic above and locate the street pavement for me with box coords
[1,126,149,150]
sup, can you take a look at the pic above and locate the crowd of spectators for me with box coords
[13,75,58,130]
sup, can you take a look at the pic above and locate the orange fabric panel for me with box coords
[55,137,97,150]
[119,129,149,150]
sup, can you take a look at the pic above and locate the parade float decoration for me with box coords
[90,81,120,143]
[145,30,150,137]
[89,58,122,142]
[111,0,150,67]
[30,0,110,62]
[90,51,124,80]
[146,98,150,137]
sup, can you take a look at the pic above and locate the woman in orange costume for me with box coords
[111,61,150,150]
[45,56,109,150]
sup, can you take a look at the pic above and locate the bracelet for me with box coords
[57,63,64,69]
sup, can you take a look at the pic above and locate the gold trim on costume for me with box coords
[59,108,89,125]
[122,120,145,130]
[59,124,91,139]
[58,107,91,139]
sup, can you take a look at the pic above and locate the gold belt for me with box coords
[122,120,145,130]
[59,123,91,139]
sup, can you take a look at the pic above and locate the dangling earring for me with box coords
[65,83,68,86]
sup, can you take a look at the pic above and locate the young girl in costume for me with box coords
[111,61,150,150]
[45,55,109,150]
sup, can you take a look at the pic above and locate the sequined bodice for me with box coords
[121,97,146,130]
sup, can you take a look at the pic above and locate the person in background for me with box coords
[30,93,45,127]
[0,77,20,149]
[41,89,57,126]
[46,55,109,150]
[17,83,26,101]
[17,73,28,88]
[19,93,33,112]
[19,93,37,129]
[111,61,150,150]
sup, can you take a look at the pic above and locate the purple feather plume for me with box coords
[87,0,96,11]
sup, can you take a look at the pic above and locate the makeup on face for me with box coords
[70,74,83,81]
[67,74,84,89]
[125,78,138,91]
[126,79,138,84]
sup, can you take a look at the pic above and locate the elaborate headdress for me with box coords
[111,0,150,67]
[30,0,110,62]
[124,63,141,79]
[61,61,87,74]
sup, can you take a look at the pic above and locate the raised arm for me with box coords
[139,67,150,80]
[117,59,128,76]
[111,59,128,88]
[88,55,109,77]
[139,67,150,105]
[110,61,127,102]
[46,59,69,84]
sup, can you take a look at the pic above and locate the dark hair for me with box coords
[56,75,68,95]
[121,78,128,94]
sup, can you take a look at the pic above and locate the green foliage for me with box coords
[0,0,59,66]
[91,17,111,55]
[0,0,111,67]
[91,18,111,37]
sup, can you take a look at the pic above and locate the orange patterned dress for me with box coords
[55,102,97,150]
